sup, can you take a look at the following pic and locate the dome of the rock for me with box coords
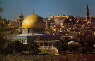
[22,14,45,28]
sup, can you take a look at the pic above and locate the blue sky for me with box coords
[0,0,95,20]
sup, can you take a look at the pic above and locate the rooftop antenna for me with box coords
[32,9,34,14]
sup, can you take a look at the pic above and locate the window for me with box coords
[44,42,48,46]
[40,43,43,46]
[49,42,52,46]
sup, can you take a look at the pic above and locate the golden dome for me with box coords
[22,14,45,28]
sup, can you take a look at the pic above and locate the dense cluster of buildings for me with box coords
[44,5,95,38]
[1,5,95,54]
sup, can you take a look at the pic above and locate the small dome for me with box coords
[22,14,45,28]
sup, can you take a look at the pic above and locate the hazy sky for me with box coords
[0,0,95,20]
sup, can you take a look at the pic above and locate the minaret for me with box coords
[19,11,24,18]
[86,5,89,21]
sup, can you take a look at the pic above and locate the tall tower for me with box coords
[86,5,89,21]
[19,11,24,18]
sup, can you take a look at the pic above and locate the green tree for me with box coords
[56,37,70,55]
[13,41,23,53]
[23,41,41,55]
[75,36,95,54]
[0,36,6,54]
[2,41,14,54]
[80,40,94,54]
[2,41,23,55]
[68,44,81,54]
